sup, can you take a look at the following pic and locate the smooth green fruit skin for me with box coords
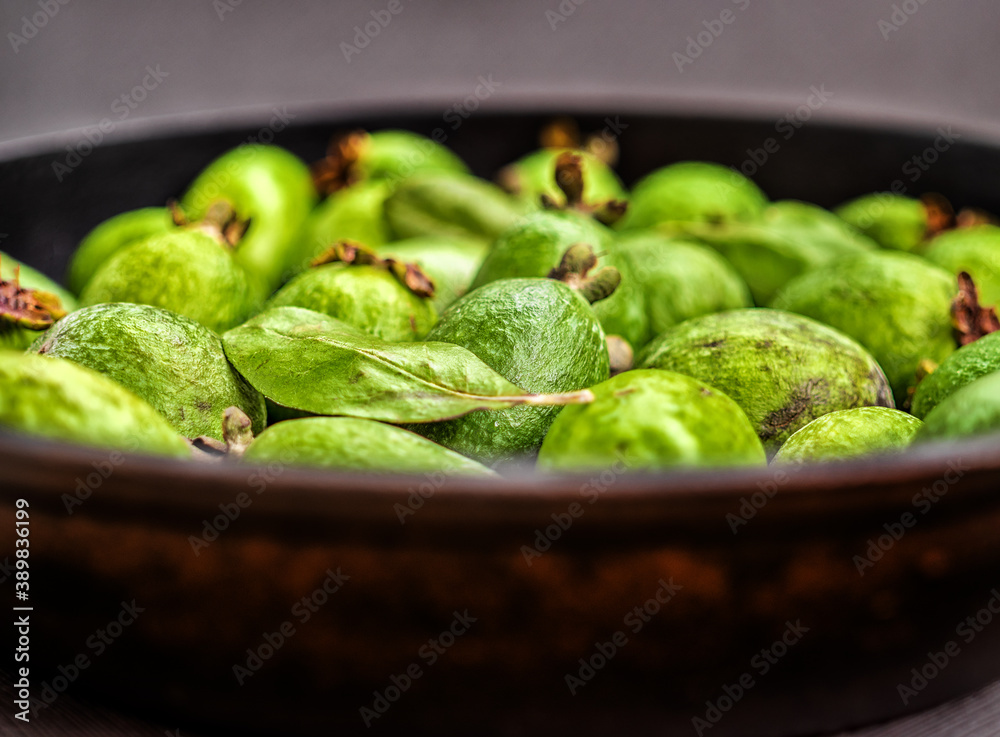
[669,200,875,305]
[267,263,437,341]
[1,251,79,312]
[924,225,1000,307]
[80,231,261,334]
[919,371,1000,441]
[472,210,647,348]
[637,308,894,454]
[773,407,922,464]
[771,251,956,406]
[835,194,926,252]
[294,181,392,272]
[502,148,627,207]
[0,351,189,457]
[29,303,265,441]
[376,236,488,313]
[357,130,469,183]
[67,208,174,295]
[243,417,496,476]
[182,144,317,290]
[615,231,752,346]
[537,369,766,472]
[911,332,1000,419]
[617,162,768,231]
[417,278,610,464]
[384,172,523,244]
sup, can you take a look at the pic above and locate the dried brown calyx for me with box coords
[921,193,999,237]
[311,240,435,298]
[310,130,368,196]
[955,208,998,229]
[189,406,255,460]
[0,260,67,332]
[952,271,1000,346]
[547,243,620,304]
[538,117,619,166]
[170,199,249,248]
[540,152,628,226]
[921,193,955,239]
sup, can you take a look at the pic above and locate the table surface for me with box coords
[3,670,1000,737]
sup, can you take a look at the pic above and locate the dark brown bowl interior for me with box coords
[3,110,1000,737]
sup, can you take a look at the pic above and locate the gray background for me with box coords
[0,0,997,151]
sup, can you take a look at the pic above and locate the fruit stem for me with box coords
[222,406,254,457]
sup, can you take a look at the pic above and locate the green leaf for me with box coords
[222,307,593,423]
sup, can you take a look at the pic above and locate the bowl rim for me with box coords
[4,94,1000,162]
[1,424,994,528]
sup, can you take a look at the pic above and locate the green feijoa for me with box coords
[670,201,876,305]
[361,130,468,181]
[772,407,922,464]
[294,180,393,272]
[614,231,752,345]
[377,236,488,313]
[473,210,611,287]
[0,351,189,457]
[267,260,437,342]
[242,417,497,476]
[911,332,1000,419]
[771,251,956,405]
[471,210,647,348]
[80,229,262,334]
[637,308,893,454]
[537,369,766,472]
[313,130,469,192]
[616,161,767,231]
[918,370,1000,440]
[415,277,610,464]
[924,225,1000,306]
[67,208,175,295]
[763,200,878,258]
[834,193,930,252]
[0,266,69,351]
[29,303,265,441]
[222,306,594,423]
[182,144,317,290]
[384,172,524,244]
[497,148,627,209]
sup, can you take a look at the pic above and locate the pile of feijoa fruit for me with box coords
[3,120,1000,476]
